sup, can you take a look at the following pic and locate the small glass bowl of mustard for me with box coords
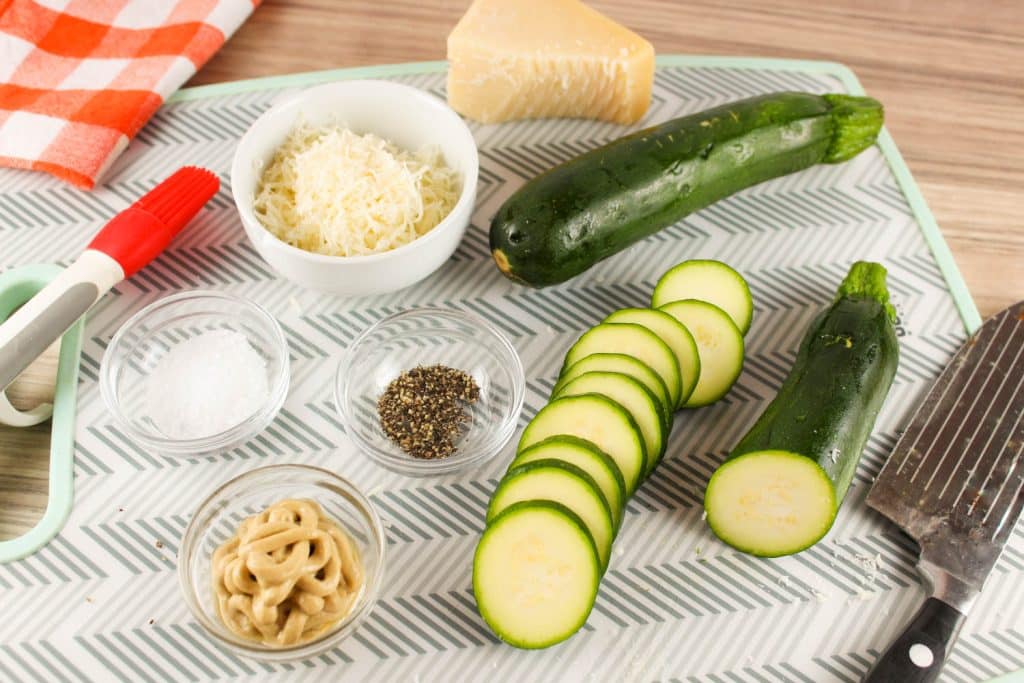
[178,465,386,662]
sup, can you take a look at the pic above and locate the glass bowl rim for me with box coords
[176,463,387,661]
[334,307,525,476]
[99,289,290,455]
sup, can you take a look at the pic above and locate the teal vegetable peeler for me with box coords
[0,264,84,563]
[0,167,219,562]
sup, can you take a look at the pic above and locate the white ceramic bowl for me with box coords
[230,80,479,296]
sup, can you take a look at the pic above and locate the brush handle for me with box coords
[0,205,186,392]
[0,166,217,396]
[0,251,123,392]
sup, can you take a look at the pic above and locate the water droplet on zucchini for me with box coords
[731,142,752,162]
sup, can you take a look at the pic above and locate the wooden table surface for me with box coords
[3,0,1022,538]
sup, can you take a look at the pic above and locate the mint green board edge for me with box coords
[0,265,84,563]
[171,56,981,334]
[988,671,1024,683]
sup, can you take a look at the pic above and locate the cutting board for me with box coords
[1,57,1019,683]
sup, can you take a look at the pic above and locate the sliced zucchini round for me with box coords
[519,394,647,495]
[511,436,627,530]
[704,449,837,557]
[651,259,754,334]
[658,299,744,407]
[474,501,600,649]
[487,460,614,568]
[603,307,701,408]
[562,323,682,409]
[553,372,665,477]
[553,353,672,433]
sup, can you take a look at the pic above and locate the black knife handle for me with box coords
[864,597,965,682]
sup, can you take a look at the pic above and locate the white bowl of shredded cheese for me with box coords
[231,80,479,296]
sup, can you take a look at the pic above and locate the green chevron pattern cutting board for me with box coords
[1,57,1020,683]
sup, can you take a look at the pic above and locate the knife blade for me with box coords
[864,300,1024,682]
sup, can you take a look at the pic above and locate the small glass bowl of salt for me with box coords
[100,290,289,455]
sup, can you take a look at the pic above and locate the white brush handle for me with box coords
[0,250,123,393]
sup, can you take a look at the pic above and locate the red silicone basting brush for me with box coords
[0,167,220,391]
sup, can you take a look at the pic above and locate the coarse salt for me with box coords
[146,330,270,439]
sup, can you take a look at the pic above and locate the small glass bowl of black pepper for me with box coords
[335,308,525,476]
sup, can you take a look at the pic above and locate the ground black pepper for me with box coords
[377,365,480,459]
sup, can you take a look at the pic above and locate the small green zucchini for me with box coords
[490,92,884,287]
[703,261,899,557]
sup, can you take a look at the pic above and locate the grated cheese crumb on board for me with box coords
[254,122,460,257]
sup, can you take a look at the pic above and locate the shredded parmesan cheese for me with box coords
[254,122,460,257]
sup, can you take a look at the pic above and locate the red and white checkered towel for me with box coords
[0,0,258,189]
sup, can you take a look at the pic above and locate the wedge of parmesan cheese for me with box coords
[446,0,655,125]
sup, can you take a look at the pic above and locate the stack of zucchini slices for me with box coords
[473,260,752,649]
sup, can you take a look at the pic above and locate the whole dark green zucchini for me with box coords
[703,261,899,557]
[490,92,884,286]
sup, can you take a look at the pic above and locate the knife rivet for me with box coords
[909,643,934,668]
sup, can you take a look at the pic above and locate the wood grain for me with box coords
[0,347,57,539]
[4,0,1021,537]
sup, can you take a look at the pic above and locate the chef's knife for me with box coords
[865,300,1024,682]
[0,167,218,394]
